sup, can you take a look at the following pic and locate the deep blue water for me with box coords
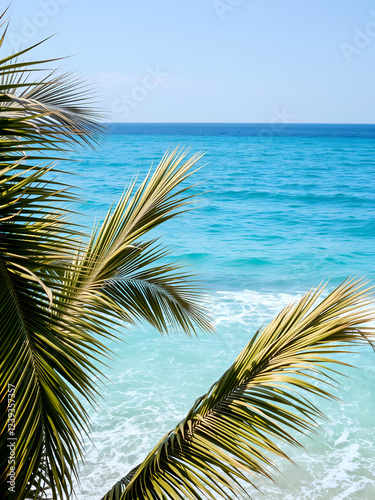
[108,122,375,139]
[70,124,375,499]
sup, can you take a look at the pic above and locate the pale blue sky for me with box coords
[4,0,375,123]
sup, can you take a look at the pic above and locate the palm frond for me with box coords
[103,278,375,500]
[63,148,213,336]
[0,37,103,161]
[0,18,104,498]
[103,242,211,334]
[0,161,104,499]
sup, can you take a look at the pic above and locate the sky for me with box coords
[3,0,375,123]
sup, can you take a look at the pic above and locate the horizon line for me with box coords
[106,122,375,126]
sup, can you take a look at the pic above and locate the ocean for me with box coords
[68,124,375,499]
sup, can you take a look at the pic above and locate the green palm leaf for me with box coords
[103,278,375,500]
[0,19,103,498]
[0,165,97,498]
[0,20,102,161]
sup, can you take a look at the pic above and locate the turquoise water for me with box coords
[69,124,375,499]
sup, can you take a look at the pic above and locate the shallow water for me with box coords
[65,124,375,499]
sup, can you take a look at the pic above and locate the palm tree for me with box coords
[1,14,374,500]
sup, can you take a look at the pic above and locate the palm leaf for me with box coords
[0,162,102,499]
[0,19,104,498]
[63,148,213,336]
[0,23,102,162]
[103,278,375,500]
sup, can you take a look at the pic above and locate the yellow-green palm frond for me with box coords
[103,278,375,500]
[62,148,213,336]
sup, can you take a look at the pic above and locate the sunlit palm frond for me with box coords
[103,278,375,500]
[103,242,211,334]
[62,148,213,336]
